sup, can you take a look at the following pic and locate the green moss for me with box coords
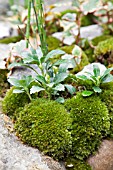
[2,86,30,117]
[81,14,95,27]
[65,157,92,170]
[0,35,23,44]
[94,38,113,65]
[46,36,61,51]
[14,99,72,160]
[99,90,113,138]
[91,35,112,46]
[0,69,9,97]
[65,93,110,160]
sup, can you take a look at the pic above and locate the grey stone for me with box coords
[88,140,113,170]
[0,106,65,170]
[52,25,103,45]
[0,44,10,69]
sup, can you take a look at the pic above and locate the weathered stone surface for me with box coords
[88,140,113,170]
[0,100,65,170]
[0,44,10,69]
[52,25,103,45]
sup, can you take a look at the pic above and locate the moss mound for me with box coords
[2,86,30,117]
[14,99,72,160]
[65,94,110,160]
[99,90,113,138]
[94,38,113,65]
[91,35,112,46]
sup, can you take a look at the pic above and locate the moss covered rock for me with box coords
[14,99,72,160]
[65,93,110,160]
[2,86,30,117]
[99,90,113,138]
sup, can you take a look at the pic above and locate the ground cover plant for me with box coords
[1,0,113,169]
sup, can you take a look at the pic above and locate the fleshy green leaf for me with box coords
[101,68,113,80]
[54,84,65,91]
[45,49,65,62]
[72,45,82,57]
[93,65,100,77]
[76,75,89,81]
[101,74,113,83]
[65,84,76,95]
[8,78,20,87]
[54,73,68,84]
[82,90,94,97]
[13,89,24,93]
[56,97,65,103]
[30,86,45,94]
[35,75,46,84]
[93,86,102,93]
[8,62,24,69]
[72,0,80,8]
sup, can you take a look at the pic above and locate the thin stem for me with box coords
[26,0,32,48]
[9,0,14,6]
[26,91,32,101]
[35,0,48,55]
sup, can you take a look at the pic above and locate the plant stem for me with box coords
[35,0,48,55]
[24,0,28,8]
[26,0,32,48]
[26,90,32,101]
[9,0,14,6]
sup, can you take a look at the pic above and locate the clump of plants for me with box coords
[65,93,110,160]
[14,99,72,160]
[75,63,113,96]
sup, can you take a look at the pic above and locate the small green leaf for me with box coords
[45,49,65,62]
[72,45,82,57]
[93,86,102,93]
[72,0,80,8]
[8,62,24,69]
[56,97,65,103]
[82,90,94,97]
[93,65,100,77]
[65,84,76,95]
[30,86,45,94]
[54,73,68,84]
[8,78,20,86]
[54,84,65,91]
[76,75,89,81]
[35,75,46,84]
[13,89,24,93]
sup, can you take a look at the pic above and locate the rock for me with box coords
[0,44,10,69]
[88,140,113,170]
[0,22,18,39]
[52,25,103,45]
[0,110,65,170]
[72,24,103,40]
